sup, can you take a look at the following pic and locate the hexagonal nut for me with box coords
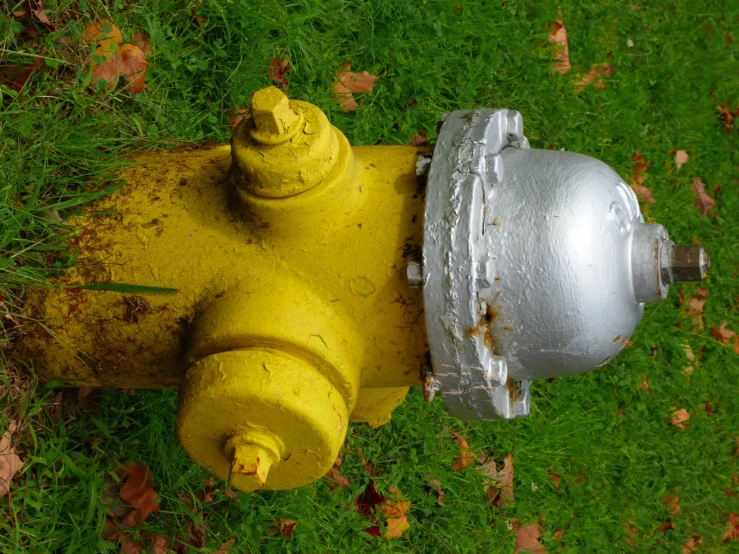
[250,86,299,137]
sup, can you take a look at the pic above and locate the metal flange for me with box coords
[421,109,531,421]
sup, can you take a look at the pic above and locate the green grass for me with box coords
[2,0,739,552]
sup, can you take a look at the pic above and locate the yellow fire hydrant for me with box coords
[19,86,429,492]
[17,86,708,492]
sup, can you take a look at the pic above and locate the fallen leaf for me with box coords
[380,488,411,539]
[575,62,614,91]
[267,57,290,88]
[119,537,146,554]
[630,153,656,203]
[222,488,239,501]
[355,480,387,519]
[722,513,739,542]
[670,408,690,429]
[133,31,150,54]
[682,341,697,376]
[681,534,703,554]
[546,469,560,489]
[477,453,514,507]
[324,467,350,489]
[717,105,739,134]
[0,420,23,496]
[279,520,297,537]
[118,44,148,94]
[1,49,44,93]
[148,534,169,554]
[554,529,565,541]
[691,178,715,216]
[711,322,736,345]
[735,437,739,457]
[659,518,676,533]
[333,63,379,111]
[452,432,474,471]
[215,538,236,553]
[638,375,651,392]
[705,400,714,417]
[410,130,428,146]
[512,520,545,553]
[664,492,681,515]
[548,17,571,74]
[228,108,250,129]
[673,150,689,170]
[12,0,55,34]
[423,474,446,506]
[83,19,123,46]
[116,462,159,526]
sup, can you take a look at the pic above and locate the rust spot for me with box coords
[483,327,491,348]
[506,379,522,402]
[494,276,501,281]
[612,335,622,344]
[467,325,481,338]
[601,356,612,365]
[142,218,164,235]
[492,218,500,226]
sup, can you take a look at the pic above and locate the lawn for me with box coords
[1,0,738,552]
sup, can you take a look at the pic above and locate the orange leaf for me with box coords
[513,520,545,553]
[673,150,689,169]
[215,538,237,553]
[477,453,514,507]
[548,17,571,74]
[380,488,411,539]
[119,462,159,525]
[279,520,297,537]
[630,153,655,203]
[0,420,22,496]
[638,375,651,392]
[333,63,379,111]
[711,322,735,345]
[664,492,681,515]
[670,408,690,428]
[691,178,715,216]
[451,432,474,471]
[83,19,123,46]
[324,467,350,488]
[133,31,151,55]
[722,513,739,542]
[575,62,614,92]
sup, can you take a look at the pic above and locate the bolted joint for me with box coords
[661,244,710,284]
[225,435,280,492]
[248,86,303,145]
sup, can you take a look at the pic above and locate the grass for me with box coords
[1,0,738,552]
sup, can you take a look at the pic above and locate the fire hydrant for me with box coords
[17,86,709,492]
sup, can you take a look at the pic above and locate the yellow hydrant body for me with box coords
[19,87,430,491]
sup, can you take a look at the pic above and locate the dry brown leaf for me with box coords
[638,375,651,392]
[228,108,250,129]
[324,467,350,488]
[410,130,428,146]
[664,492,681,515]
[512,520,545,553]
[554,529,565,541]
[380,488,411,539]
[630,153,656,203]
[717,105,739,134]
[0,420,22,496]
[333,63,379,111]
[575,62,614,92]
[681,534,703,553]
[670,408,690,429]
[279,520,297,537]
[711,322,736,345]
[423,474,446,506]
[477,453,514,507]
[133,31,150,54]
[546,469,560,489]
[215,537,237,553]
[117,462,159,526]
[681,341,697,377]
[267,57,290,88]
[673,150,689,169]
[722,514,739,542]
[691,178,715,216]
[685,295,706,331]
[452,432,474,471]
[548,17,571,74]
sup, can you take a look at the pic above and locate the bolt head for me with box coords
[406,260,423,288]
[250,86,300,140]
